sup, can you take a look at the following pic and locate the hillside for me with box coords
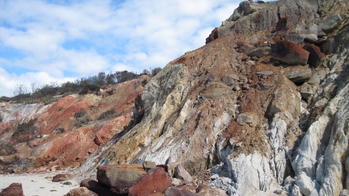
[1,0,349,195]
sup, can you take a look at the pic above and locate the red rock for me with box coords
[0,183,24,196]
[129,167,172,196]
[52,173,73,182]
[271,40,310,65]
[64,187,98,196]
[97,164,147,194]
[304,43,325,67]
[165,187,199,196]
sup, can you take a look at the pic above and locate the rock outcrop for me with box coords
[1,0,349,196]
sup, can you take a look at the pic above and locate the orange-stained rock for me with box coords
[94,114,131,146]
[129,167,172,196]
[0,183,24,196]
[97,164,147,194]
[35,126,98,167]
[271,40,310,65]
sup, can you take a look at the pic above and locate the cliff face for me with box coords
[95,0,349,195]
[0,76,149,173]
[1,0,349,195]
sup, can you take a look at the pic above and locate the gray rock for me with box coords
[320,14,343,33]
[284,66,312,84]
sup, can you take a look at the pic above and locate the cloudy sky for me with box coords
[0,0,241,96]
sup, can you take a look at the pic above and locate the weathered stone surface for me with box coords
[142,161,156,170]
[320,14,343,33]
[165,187,199,196]
[271,41,310,65]
[52,173,73,182]
[129,167,172,196]
[266,77,301,120]
[0,183,24,196]
[236,112,258,127]
[97,164,147,194]
[283,65,312,84]
[173,165,193,183]
[64,187,97,196]
[197,185,228,196]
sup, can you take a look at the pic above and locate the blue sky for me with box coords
[0,0,241,96]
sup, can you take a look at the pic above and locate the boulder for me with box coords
[52,173,73,182]
[129,167,172,196]
[80,178,114,196]
[197,185,228,196]
[97,164,147,194]
[271,41,309,65]
[165,188,199,196]
[283,66,312,84]
[303,43,325,67]
[266,77,301,120]
[64,187,97,196]
[0,183,24,196]
[173,165,193,183]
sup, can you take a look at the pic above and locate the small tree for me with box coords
[13,84,28,96]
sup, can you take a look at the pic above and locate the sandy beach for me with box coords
[0,172,79,196]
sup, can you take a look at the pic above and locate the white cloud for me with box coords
[0,0,240,96]
[0,67,74,96]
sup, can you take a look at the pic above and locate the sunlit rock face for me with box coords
[2,0,349,195]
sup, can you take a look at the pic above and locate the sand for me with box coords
[0,172,79,196]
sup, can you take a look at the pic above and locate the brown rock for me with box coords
[271,41,310,65]
[303,43,325,67]
[197,185,228,196]
[97,164,146,194]
[0,183,24,196]
[129,167,172,196]
[165,187,199,196]
[80,178,114,196]
[174,165,193,183]
[266,76,301,120]
[64,187,97,196]
[52,173,73,182]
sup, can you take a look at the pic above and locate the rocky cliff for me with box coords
[1,0,349,195]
